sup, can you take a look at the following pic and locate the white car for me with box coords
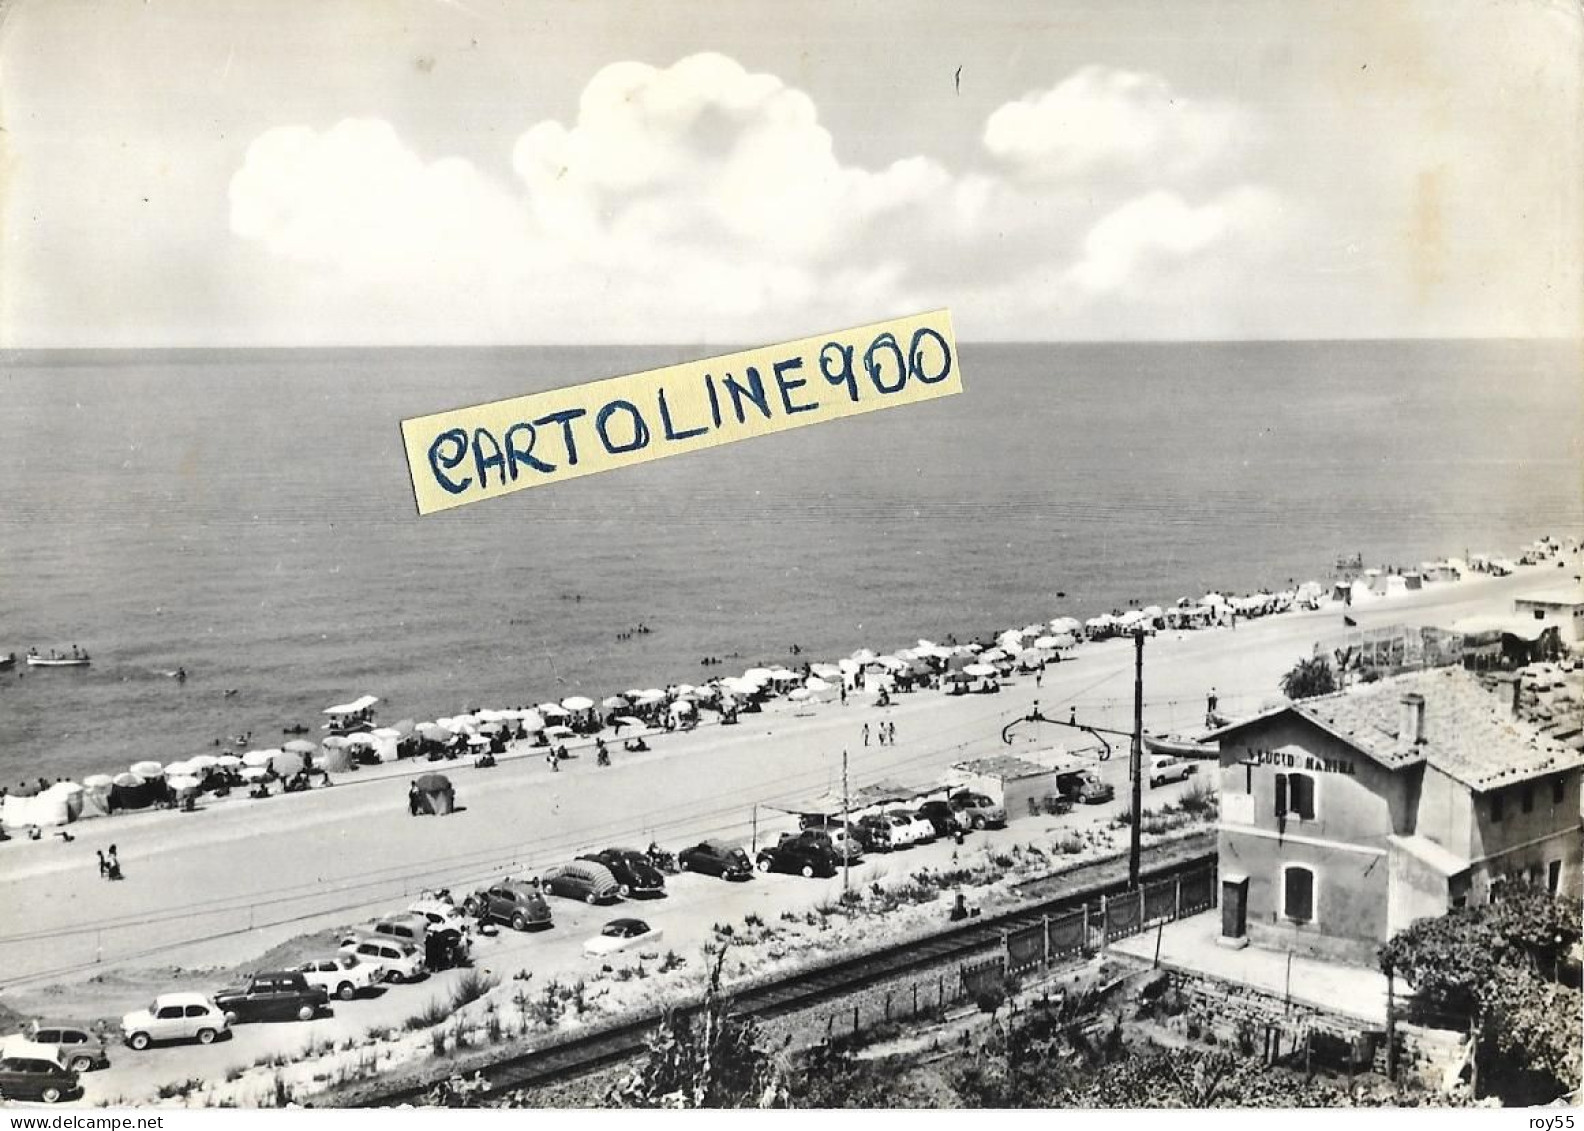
[338,938,425,984]
[884,810,934,848]
[407,898,472,938]
[296,954,379,1001]
[583,918,663,956]
[1148,755,1196,788]
[121,993,229,1051]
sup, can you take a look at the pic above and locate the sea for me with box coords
[1,339,1579,785]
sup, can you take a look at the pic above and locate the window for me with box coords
[1283,865,1316,923]
[1275,772,1316,820]
[183,1005,208,1018]
[1490,792,1505,822]
[156,1006,183,1020]
[1555,778,1567,806]
[1522,786,1534,814]
[1549,860,1562,895]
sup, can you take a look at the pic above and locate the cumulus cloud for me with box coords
[227,55,1281,341]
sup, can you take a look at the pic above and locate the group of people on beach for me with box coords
[95,844,122,880]
[862,720,898,747]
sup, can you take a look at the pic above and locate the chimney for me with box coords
[1400,692,1426,745]
[1509,675,1523,720]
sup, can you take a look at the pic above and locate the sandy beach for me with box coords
[0,564,1554,997]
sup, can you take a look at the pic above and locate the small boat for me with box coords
[1145,732,1218,759]
[0,653,15,671]
[26,654,91,668]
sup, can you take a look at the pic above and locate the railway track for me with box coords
[342,831,1215,1107]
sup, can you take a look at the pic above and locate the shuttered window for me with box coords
[1275,772,1316,820]
[1284,866,1315,923]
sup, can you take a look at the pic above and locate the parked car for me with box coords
[407,898,474,938]
[463,880,554,931]
[0,1044,78,1103]
[541,860,622,905]
[121,993,229,1050]
[296,955,379,1001]
[916,800,970,838]
[1056,769,1115,805]
[795,820,865,861]
[855,813,894,851]
[582,918,664,956]
[338,938,426,984]
[580,849,667,896]
[10,1022,109,1072]
[886,809,935,846]
[950,791,1008,829]
[1148,755,1196,788]
[756,835,838,878]
[676,839,754,879]
[214,970,329,1024]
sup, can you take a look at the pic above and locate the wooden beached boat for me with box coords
[26,654,90,668]
[0,653,15,671]
[1144,732,1218,759]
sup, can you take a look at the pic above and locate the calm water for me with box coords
[1,340,1579,783]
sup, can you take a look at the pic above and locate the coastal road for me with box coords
[0,568,1554,997]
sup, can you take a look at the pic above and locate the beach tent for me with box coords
[270,750,305,777]
[79,774,114,819]
[1017,650,1044,671]
[414,774,455,816]
[3,782,80,830]
[110,771,158,811]
[321,744,354,773]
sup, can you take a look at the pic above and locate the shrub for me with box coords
[155,1077,204,1101]
[404,997,451,1031]
[1178,779,1217,816]
[224,1066,244,1083]
[449,968,499,1011]
[659,950,686,973]
[366,1024,393,1042]
[744,911,764,927]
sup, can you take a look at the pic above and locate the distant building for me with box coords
[1210,669,1583,966]
[949,754,1066,817]
[1513,583,1584,645]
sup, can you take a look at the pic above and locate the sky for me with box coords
[1,0,1579,347]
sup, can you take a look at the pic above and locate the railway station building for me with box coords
[1209,667,1583,966]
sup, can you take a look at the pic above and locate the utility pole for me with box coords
[842,748,851,896]
[1129,629,1145,889]
[751,804,759,854]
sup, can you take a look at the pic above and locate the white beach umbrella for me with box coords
[768,667,799,681]
[613,715,644,728]
[1033,635,1061,649]
[537,702,570,718]
[788,688,812,701]
[743,668,774,682]
[130,760,163,778]
[850,649,878,664]
[1049,617,1082,635]
[241,750,274,768]
[636,690,667,705]
[468,734,492,746]
[321,735,350,748]
[372,727,402,740]
[804,676,832,692]
[562,696,595,712]
[216,754,243,769]
[344,733,378,747]
[163,760,194,777]
[240,766,269,781]
[83,774,115,789]
[811,663,843,679]
[837,658,859,674]
[519,711,546,732]
[188,754,219,770]
[964,663,998,677]
[168,775,202,792]
[602,695,629,710]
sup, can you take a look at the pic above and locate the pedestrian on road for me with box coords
[407,782,421,816]
[862,722,870,747]
[96,850,108,878]
[1036,667,1043,689]
[1207,687,1219,715]
[888,721,896,744]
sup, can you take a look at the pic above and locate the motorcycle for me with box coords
[645,843,678,874]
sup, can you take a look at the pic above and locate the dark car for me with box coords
[214,971,329,1024]
[677,839,754,880]
[756,835,838,878]
[855,813,894,851]
[949,791,1008,829]
[916,800,969,838]
[463,879,554,931]
[21,1022,109,1072]
[580,849,667,897]
[0,1049,79,1104]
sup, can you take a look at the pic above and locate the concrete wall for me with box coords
[1386,842,1453,936]
[1414,767,1475,859]
[957,769,1061,820]
[1223,828,1389,961]
[1470,769,1581,866]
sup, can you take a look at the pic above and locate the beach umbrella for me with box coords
[391,719,416,736]
[545,725,575,739]
[518,711,546,732]
[241,750,274,767]
[468,734,492,746]
[636,690,667,705]
[805,676,832,692]
[602,695,629,710]
[188,754,219,770]
[415,773,452,792]
[372,727,403,741]
[788,688,812,701]
[167,775,202,792]
[418,723,451,743]
[964,663,997,677]
[282,739,317,755]
[613,715,644,728]
[344,733,378,747]
[163,760,194,777]
[322,734,350,747]
[538,702,571,718]
[476,709,503,723]
[1033,635,1061,649]
[850,649,878,663]
[240,766,269,781]
[270,751,304,776]
[1142,606,1164,619]
[83,773,115,788]
[216,754,242,769]
[743,668,773,682]
[130,760,163,778]
[562,696,595,712]
[477,720,505,734]
[979,648,1009,663]
[671,700,696,715]
[811,663,843,680]
[837,658,859,674]
[768,667,799,681]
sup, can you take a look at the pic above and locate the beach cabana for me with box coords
[321,744,354,772]
[110,771,158,810]
[80,774,114,819]
[413,773,455,816]
[270,750,305,777]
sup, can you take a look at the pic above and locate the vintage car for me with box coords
[121,993,229,1050]
[541,860,622,905]
[583,918,664,956]
[463,880,555,931]
[676,839,754,880]
[214,970,329,1024]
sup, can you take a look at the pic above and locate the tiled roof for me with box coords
[1223,668,1584,792]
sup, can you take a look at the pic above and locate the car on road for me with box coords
[8,1023,109,1072]
[676,839,754,880]
[214,970,330,1024]
[1148,755,1196,788]
[1057,769,1115,805]
[885,810,935,847]
[950,791,1008,830]
[121,993,229,1051]
[541,860,623,905]
[580,849,667,897]
[0,1044,79,1104]
[583,918,664,956]
[296,955,379,1001]
[855,813,893,851]
[339,938,426,984]
[916,800,970,838]
[463,880,555,931]
[756,834,838,878]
